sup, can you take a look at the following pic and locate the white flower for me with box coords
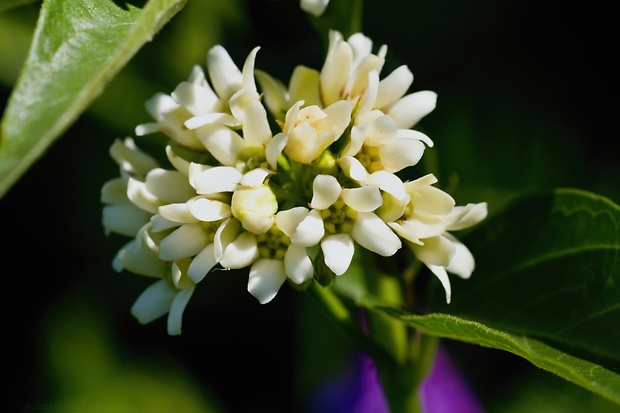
[340,114,433,175]
[300,0,329,16]
[275,100,353,164]
[256,30,437,127]
[403,198,488,303]
[112,222,195,336]
[218,213,315,304]
[130,259,196,336]
[135,45,263,151]
[230,183,278,234]
[103,138,240,333]
[189,164,277,234]
[356,67,438,127]
[388,174,456,245]
[101,32,488,337]
[101,137,159,237]
[249,220,315,304]
[307,174,402,275]
[385,173,486,303]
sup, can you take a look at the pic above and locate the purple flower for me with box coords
[420,346,484,413]
[309,344,483,413]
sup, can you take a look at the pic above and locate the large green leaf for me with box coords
[0,0,186,198]
[370,188,620,403]
[374,310,620,404]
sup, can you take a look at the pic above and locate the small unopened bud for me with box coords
[231,185,278,234]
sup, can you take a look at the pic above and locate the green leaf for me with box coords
[0,0,187,198]
[0,0,40,13]
[367,188,620,404]
[42,295,227,413]
[373,310,620,405]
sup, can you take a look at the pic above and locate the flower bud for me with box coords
[231,185,278,234]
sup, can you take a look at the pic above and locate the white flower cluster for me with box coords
[101,31,487,335]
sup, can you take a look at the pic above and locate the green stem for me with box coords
[348,0,364,36]
[308,281,395,369]
[309,255,440,413]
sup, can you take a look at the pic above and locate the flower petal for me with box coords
[240,98,272,147]
[363,115,398,146]
[248,259,287,304]
[219,231,259,269]
[239,168,271,187]
[300,0,330,16]
[444,233,475,279]
[390,215,446,244]
[207,45,243,100]
[411,235,455,267]
[131,280,175,325]
[165,146,191,176]
[151,213,181,233]
[445,202,488,231]
[159,223,209,261]
[109,137,159,175]
[375,65,414,109]
[290,209,325,246]
[191,166,242,194]
[428,264,452,304]
[320,31,351,105]
[255,69,289,120]
[159,202,199,224]
[167,286,195,336]
[413,186,455,216]
[194,124,245,166]
[339,156,368,184]
[311,174,342,210]
[342,186,382,212]
[185,112,240,129]
[379,138,426,172]
[321,233,354,276]
[289,65,322,107]
[387,90,437,129]
[285,244,314,284]
[115,227,168,278]
[351,212,401,256]
[394,128,434,147]
[213,218,241,260]
[101,177,129,204]
[127,177,162,213]
[187,243,218,283]
[343,123,368,157]
[102,204,151,237]
[276,207,309,235]
[266,132,288,170]
[366,171,406,201]
[187,197,231,221]
[145,169,196,203]
[171,80,218,116]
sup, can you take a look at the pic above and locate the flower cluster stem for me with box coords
[308,282,395,369]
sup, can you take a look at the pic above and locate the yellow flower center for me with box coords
[256,226,291,259]
[354,145,382,173]
[321,199,357,234]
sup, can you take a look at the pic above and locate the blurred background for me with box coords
[1,0,619,412]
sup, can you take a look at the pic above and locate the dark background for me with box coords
[2,0,618,412]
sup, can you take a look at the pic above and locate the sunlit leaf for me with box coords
[0,0,186,198]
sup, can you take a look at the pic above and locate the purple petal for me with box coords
[309,344,483,413]
[420,346,484,413]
